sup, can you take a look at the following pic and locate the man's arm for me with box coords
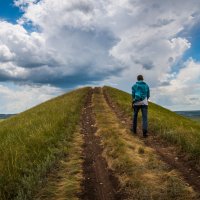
[132,86,135,101]
[147,85,150,100]
[132,86,135,108]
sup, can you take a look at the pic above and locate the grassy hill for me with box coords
[0,87,89,200]
[104,86,200,163]
[0,86,200,199]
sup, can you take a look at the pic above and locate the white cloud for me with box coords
[0,45,15,61]
[151,59,200,110]
[0,62,28,80]
[5,0,200,84]
[173,59,200,85]
[0,83,63,113]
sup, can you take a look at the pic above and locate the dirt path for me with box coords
[80,88,117,200]
[103,89,200,196]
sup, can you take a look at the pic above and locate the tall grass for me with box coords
[93,88,196,199]
[35,130,84,200]
[104,86,200,162]
[0,87,89,200]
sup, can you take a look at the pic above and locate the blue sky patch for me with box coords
[0,0,22,23]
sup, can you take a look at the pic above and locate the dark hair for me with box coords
[137,75,144,81]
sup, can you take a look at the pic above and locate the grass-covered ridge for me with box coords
[0,87,90,200]
[104,86,200,163]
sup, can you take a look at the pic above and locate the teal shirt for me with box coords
[132,81,150,101]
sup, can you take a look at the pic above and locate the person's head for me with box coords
[137,75,144,81]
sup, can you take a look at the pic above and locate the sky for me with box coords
[0,0,200,113]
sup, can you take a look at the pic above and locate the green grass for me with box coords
[191,117,200,124]
[93,88,196,199]
[35,129,84,200]
[0,87,89,200]
[104,86,200,163]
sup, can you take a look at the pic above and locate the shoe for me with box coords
[130,128,137,134]
[143,129,148,138]
[143,134,148,138]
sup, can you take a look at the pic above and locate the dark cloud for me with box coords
[189,97,199,101]
[17,58,61,69]
[134,59,155,70]
[65,1,94,13]
[159,81,171,86]
[152,3,160,9]
[0,62,124,88]
[41,67,124,88]
[150,19,175,28]
[168,57,174,63]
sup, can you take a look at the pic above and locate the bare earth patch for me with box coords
[80,88,118,200]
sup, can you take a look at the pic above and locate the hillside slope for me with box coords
[104,86,200,162]
[0,86,200,200]
[0,87,89,200]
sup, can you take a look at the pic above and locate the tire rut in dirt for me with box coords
[80,88,116,200]
[103,89,200,195]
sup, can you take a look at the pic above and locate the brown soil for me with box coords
[103,89,200,196]
[80,88,119,200]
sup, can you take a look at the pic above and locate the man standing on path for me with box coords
[132,75,150,137]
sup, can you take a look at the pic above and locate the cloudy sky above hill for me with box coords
[0,0,200,113]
